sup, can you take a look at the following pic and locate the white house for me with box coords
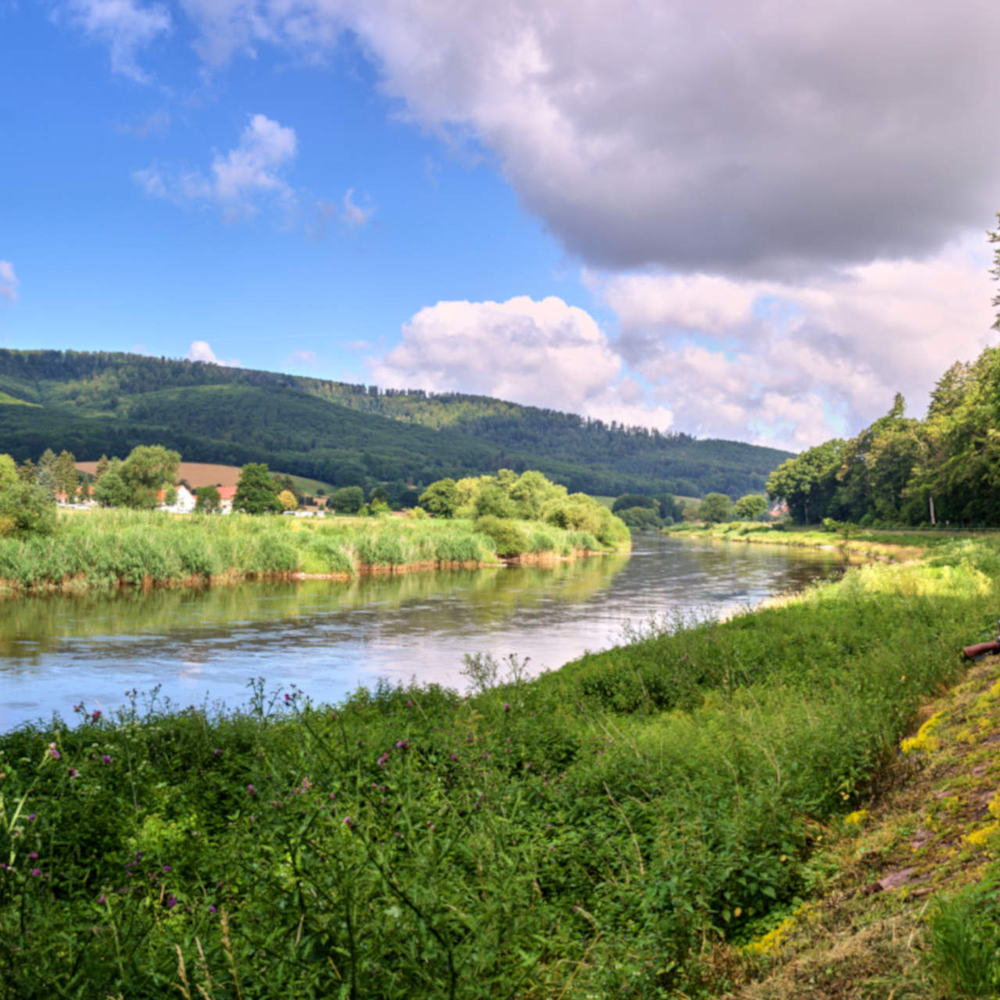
[158,484,197,514]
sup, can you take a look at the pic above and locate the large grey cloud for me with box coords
[163,0,1000,276]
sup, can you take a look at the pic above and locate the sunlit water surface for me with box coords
[0,536,844,730]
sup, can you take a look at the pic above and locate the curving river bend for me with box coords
[0,535,844,731]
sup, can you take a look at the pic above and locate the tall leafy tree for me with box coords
[330,486,364,513]
[120,445,181,509]
[234,463,281,514]
[93,460,131,508]
[734,494,768,520]
[54,449,78,497]
[699,492,734,523]
[194,485,221,513]
[419,478,459,518]
[767,440,845,524]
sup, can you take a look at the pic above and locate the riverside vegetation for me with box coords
[2,530,999,997]
[0,467,630,593]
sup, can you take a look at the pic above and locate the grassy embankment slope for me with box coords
[663,519,975,563]
[0,508,628,593]
[3,530,1000,996]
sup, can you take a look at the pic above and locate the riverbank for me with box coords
[662,520,977,562]
[2,534,998,996]
[0,508,630,595]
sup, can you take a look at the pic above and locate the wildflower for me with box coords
[213,748,222,757]
[166,894,179,908]
[27,814,35,821]
[31,869,40,877]
[504,703,510,712]
[162,865,171,872]
[102,755,112,765]
[209,905,217,913]
[97,894,106,904]
[29,852,38,860]
[68,768,78,777]
[91,710,101,723]
[247,784,256,795]
[47,743,60,760]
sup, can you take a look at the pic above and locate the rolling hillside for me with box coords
[0,349,792,497]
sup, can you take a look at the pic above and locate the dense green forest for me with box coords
[0,349,789,498]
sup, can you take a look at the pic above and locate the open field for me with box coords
[74,462,338,495]
[2,531,998,996]
[76,461,244,487]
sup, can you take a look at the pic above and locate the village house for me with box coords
[158,484,197,514]
[217,485,238,514]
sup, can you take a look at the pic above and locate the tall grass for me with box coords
[1,537,996,996]
[0,510,620,593]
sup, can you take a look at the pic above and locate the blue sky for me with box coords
[3,0,999,450]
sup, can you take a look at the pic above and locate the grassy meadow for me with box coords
[2,533,999,997]
[0,508,627,594]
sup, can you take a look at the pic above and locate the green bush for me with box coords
[473,515,528,557]
[924,869,1000,999]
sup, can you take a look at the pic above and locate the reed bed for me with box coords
[0,510,620,594]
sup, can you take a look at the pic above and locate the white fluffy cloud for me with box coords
[61,0,171,83]
[185,339,240,366]
[0,261,18,303]
[134,113,297,221]
[370,295,673,430]
[595,236,996,448]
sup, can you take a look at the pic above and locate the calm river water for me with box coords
[0,536,844,731]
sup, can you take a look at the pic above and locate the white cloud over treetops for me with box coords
[0,261,18,303]
[185,339,240,366]
[370,296,674,432]
[372,243,995,452]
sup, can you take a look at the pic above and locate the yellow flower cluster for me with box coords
[900,712,943,755]
[963,822,999,849]
[743,904,814,957]
[843,809,869,826]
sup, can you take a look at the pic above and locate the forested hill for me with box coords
[0,349,791,497]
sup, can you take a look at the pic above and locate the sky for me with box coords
[2,0,1000,452]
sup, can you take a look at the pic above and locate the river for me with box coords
[0,535,844,731]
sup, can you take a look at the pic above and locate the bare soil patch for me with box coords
[76,461,244,487]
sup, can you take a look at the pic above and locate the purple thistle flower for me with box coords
[97,894,106,904]
[27,814,36,821]
[102,755,112,764]
[247,784,255,795]
[31,868,41,877]
[91,710,101,722]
